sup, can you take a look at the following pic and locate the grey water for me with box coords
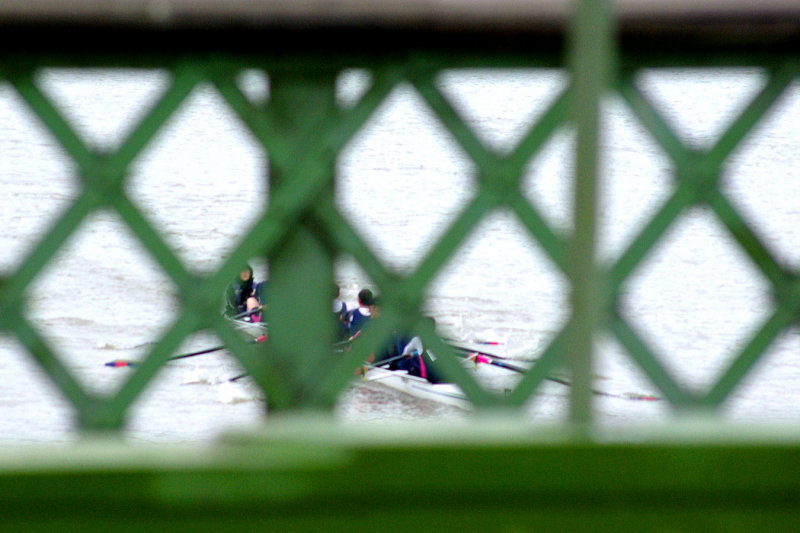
[1,67,799,444]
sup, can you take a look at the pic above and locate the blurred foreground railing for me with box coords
[1,0,800,530]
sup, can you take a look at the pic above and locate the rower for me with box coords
[345,288,374,336]
[224,264,264,322]
[224,265,255,316]
[333,286,349,342]
[355,297,410,368]
[395,318,444,384]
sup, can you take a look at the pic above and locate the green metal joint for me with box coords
[0,288,25,335]
[180,277,229,329]
[774,275,800,320]
[389,281,428,318]
[0,275,7,326]
[76,401,127,433]
[675,150,722,205]
[81,155,129,208]
[480,160,523,207]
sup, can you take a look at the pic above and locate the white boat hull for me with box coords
[227,317,268,338]
[361,366,471,410]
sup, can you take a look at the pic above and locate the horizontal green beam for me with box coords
[2,419,800,531]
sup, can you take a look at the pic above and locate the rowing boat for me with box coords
[217,323,660,405]
[353,344,516,410]
[357,347,661,407]
[360,366,472,410]
[226,316,268,338]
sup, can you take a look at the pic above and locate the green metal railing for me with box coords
[3,2,800,530]
[0,3,798,435]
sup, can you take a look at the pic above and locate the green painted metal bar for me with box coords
[502,89,574,274]
[111,63,204,170]
[411,71,498,172]
[608,314,699,408]
[704,67,794,171]
[699,67,796,288]
[3,420,800,531]
[606,168,701,292]
[508,191,571,275]
[263,69,339,411]
[1,1,800,530]
[109,193,195,295]
[617,73,693,168]
[404,194,497,293]
[506,323,571,406]
[1,193,96,306]
[105,311,207,427]
[310,195,396,288]
[565,0,613,424]
[10,316,101,421]
[702,286,800,407]
[706,190,789,290]
[506,85,572,167]
[0,0,797,436]
[10,70,95,168]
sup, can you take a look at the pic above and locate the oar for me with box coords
[105,345,224,368]
[106,335,268,368]
[374,353,408,368]
[448,343,517,361]
[228,306,264,320]
[453,349,659,401]
[453,350,531,374]
[333,330,362,348]
[229,351,408,383]
[444,337,504,346]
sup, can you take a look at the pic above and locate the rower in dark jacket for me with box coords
[395,318,444,383]
[346,288,374,336]
[224,265,261,319]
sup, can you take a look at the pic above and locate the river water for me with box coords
[0,67,798,444]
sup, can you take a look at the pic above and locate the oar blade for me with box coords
[104,360,138,368]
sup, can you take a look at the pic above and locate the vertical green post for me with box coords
[567,0,614,424]
[265,69,337,410]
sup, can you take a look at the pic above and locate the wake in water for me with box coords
[179,367,264,405]
[216,381,263,405]
[95,340,156,350]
